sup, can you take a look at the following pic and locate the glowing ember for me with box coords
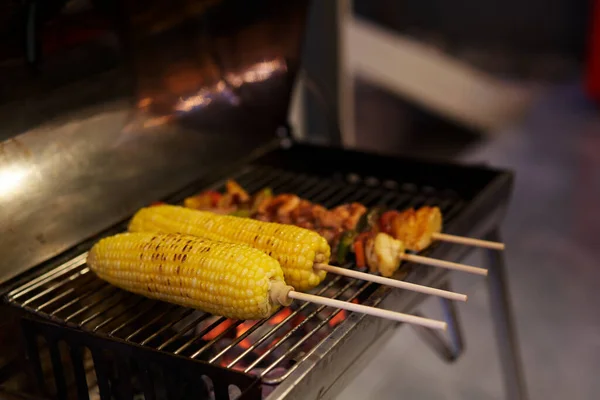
[328,299,359,327]
[269,308,293,325]
[328,310,347,327]
[202,319,235,341]
[236,321,257,349]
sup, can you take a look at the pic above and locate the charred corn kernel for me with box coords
[87,232,289,320]
[129,205,330,291]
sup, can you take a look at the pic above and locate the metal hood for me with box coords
[0,0,310,284]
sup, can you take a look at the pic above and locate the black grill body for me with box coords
[3,142,518,400]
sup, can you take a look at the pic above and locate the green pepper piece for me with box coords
[355,206,386,232]
[251,187,273,212]
[337,230,358,264]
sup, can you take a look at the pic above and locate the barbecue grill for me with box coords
[0,1,527,399]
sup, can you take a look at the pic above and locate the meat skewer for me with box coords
[430,232,505,250]
[187,180,504,251]
[182,183,488,277]
[88,232,448,330]
[129,205,469,301]
[314,263,467,301]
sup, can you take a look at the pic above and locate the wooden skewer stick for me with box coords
[432,232,505,250]
[287,290,447,330]
[401,253,488,276]
[313,263,467,302]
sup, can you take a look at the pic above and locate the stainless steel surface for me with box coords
[0,87,283,287]
[0,0,310,286]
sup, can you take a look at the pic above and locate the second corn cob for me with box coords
[128,205,331,291]
[87,232,293,320]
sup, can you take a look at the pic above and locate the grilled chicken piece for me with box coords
[339,203,367,230]
[414,206,442,249]
[258,194,301,217]
[391,208,420,251]
[226,180,250,203]
[365,233,404,277]
[318,203,367,230]
[290,200,319,225]
[317,226,344,245]
[392,207,442,251]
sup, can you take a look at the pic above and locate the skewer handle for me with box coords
[401,253,488,276]
[314,264,467,302]
[287,290,447,330]
[432,232,505,251]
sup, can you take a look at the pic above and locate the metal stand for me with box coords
[411,281,465,362]
[486,229,529,400]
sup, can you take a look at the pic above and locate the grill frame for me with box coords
[2,142,514,400]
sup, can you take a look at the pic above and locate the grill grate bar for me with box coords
[9,253,87,299]
[91,297,148,332]
[442,199,465,222]
[300,180,340,200]
[374,191,398,207]
[338,186,372,204]
[76,292,135,327]
[124,305,181,341]
[387,193,413,211]
[108,300,165,336]
[20,268,91,307]
[190,320,244,359]
[49,283,113,317]
[138,308,196,345]
[261,280,374,383]
[359,189,387,207]
[236,168,285,192]
[155,313,212,350]
[173,316,228,355]
[305,182,342,204]
[268,173,311,193]
[242,278,360,373]
[61,286,121,322]
[275,175,321,196]
[34,273,99,312]
[319,184,362,207]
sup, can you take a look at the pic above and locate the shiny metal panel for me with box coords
[0,100,276,284]
[0,0,309,284]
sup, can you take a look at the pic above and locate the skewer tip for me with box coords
[270,281,294,307]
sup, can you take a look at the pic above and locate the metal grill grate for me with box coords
[6,165,466,388]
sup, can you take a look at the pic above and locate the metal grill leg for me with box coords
[486,229,528,400]
[411,281,465,362]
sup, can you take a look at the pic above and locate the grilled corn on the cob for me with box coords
[128,205,330,291]
[87,232,293,320]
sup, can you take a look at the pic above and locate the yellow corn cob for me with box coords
[128,205,330,291]
[87,232,292,320]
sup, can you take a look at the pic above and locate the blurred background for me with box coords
[1,0,599,399]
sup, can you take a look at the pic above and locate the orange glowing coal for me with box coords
[202,319,235,341]
[329,310,347,327]
[329,299,359,328]
[236,321,256,349]
[269,308,293,325]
